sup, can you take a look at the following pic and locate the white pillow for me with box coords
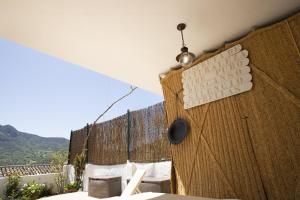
[132,163,154,177]
[125,161,135,179]
[153,161,171,178]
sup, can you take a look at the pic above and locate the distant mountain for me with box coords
[0,124,69,165]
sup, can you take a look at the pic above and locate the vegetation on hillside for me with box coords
[0,125,69,165]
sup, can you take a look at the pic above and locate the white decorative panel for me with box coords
[182,44,252,109]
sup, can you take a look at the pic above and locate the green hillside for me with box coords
[0,124,69,165]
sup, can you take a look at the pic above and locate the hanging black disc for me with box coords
[168,118,188,144]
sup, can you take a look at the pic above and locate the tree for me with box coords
[51,151,68,194]
[5,173,21,200]
[74,86,137,188]
[73,153,86,189]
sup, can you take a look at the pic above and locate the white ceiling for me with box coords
[0,0,299,95]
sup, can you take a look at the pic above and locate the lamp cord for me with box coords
[180,30,185,47]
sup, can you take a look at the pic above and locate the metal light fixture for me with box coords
[176,23,195,67]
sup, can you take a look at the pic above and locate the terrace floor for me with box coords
[40,192,165,200]
[39,192,235,200]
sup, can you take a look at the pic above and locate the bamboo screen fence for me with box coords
[129,103,169,163]
[68,102,171,165]
[160,12,300,200]
[88,114,128,165]
[68,126,87,164]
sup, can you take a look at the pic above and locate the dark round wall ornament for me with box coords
[168,118,188,144]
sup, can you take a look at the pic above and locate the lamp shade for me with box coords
[176,47,196,67]
[179,52,195,67]
[176,23,195,68]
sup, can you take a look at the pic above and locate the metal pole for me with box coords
[68,130,73,164]
[86,123,89,163]
[127,110,131,161]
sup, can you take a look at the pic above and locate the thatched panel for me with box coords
[160,12,300,200]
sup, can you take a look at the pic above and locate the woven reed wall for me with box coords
[129,103,170,162]
[69,102,170,165]
[68,127,87,164]
[161,13,300,200]
[88,114,128,165]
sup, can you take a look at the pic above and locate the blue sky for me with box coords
[0,39,163,139]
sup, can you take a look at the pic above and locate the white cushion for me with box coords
[153,161,171,178]
[132,163,154,177]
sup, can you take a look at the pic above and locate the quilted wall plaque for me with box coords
[182,44,252,109]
